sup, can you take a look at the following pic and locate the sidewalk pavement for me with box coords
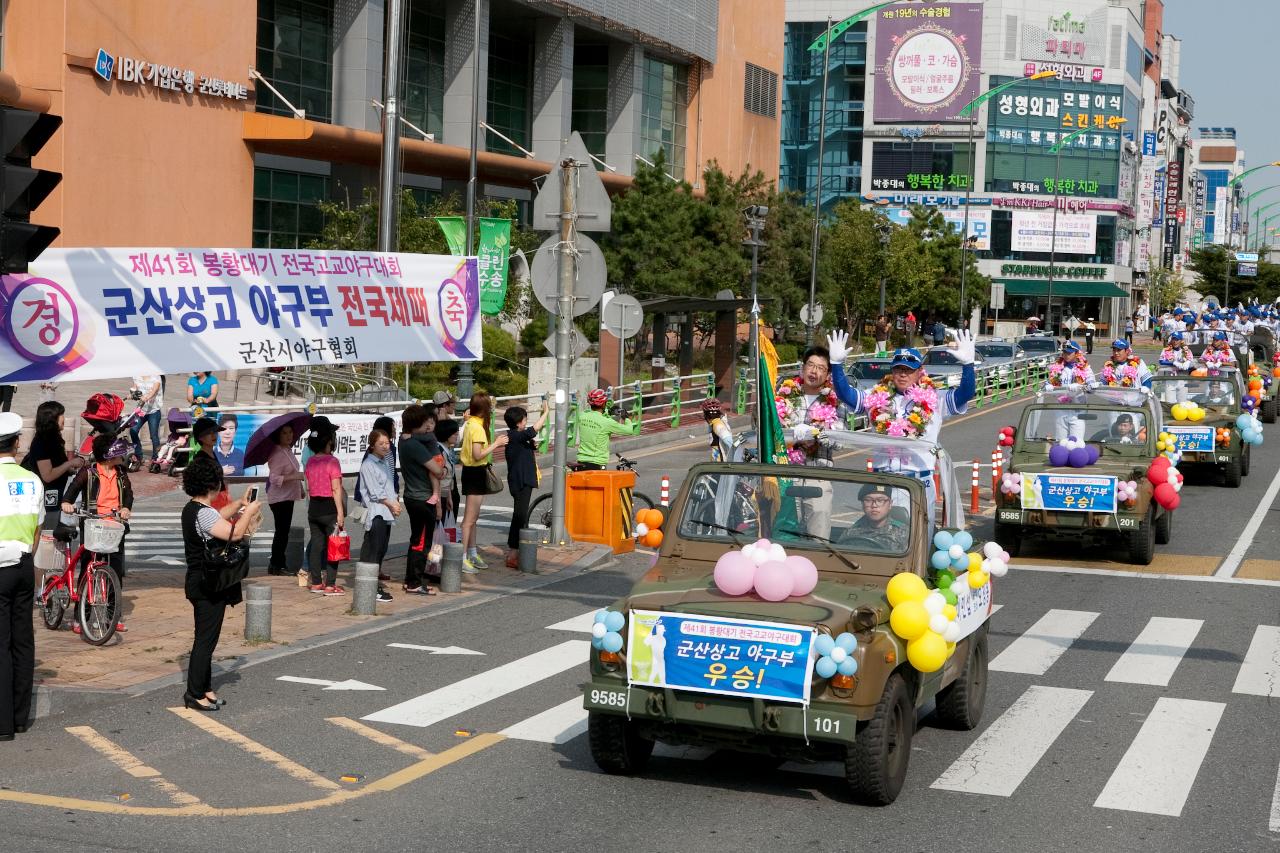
[31,539,614,701]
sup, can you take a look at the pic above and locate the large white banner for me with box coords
[1010,210,1097,255]
[886,208,992,250]
[3,248,482,384]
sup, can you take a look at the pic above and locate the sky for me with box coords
[1161,1,1276,161]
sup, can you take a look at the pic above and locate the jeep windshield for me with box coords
[1022,407,1150,450]
[1150,377,1238,409]
[678,471,913,557]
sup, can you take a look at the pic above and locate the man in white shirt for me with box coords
[129,374,164,466]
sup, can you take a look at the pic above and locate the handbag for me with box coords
[327,526,351,562]
[202,537,250,593]
[484,464,503,495]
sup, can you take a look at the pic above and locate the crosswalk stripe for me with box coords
[1104,616,1202,686]
[1232,625,1280,697]
[989,609,1098,675]
[544,610,598,634]
[500,697,588,744]
[1269,762,1280,833]
[361,640,591,729]
[1094,697,1224,816]
[931,685,1093,797]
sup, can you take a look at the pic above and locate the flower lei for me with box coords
[1202,345,1235,367]
[1047,359,1091,388]
[775,377,839,463]
[865,376,938,438]
[1101,356,1141,387]
[1159,346,1193,367]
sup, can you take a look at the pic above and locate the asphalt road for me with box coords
[7,356,1280,852]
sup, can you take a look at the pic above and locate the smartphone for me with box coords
[246,486,259,503]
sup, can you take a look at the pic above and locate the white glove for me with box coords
[827,329,850,366]
[953,329,976,365]
[792,424,818,444]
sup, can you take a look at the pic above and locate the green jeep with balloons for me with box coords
[1149,367,1263,488]
[581,452,1004,805]
[995,387,1176,565]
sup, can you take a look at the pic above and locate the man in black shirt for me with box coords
[398,404,444,594]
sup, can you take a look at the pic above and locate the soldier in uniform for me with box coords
[0,412,43,741]
[846,483,908,553]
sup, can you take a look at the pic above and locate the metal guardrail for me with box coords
[236,365,401,405]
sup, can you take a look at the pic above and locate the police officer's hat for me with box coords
[0,412,21,442]
[858,483,891,500]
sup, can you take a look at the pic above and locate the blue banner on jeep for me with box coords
[626,610,818,705]
[1020,473,1117,513]
[1167,426,1214,453]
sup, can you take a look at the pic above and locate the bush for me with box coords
[408,324,527,401]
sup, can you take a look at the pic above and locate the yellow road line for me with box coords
[169,707,340,791]
[0,732,505,817]
[325,716,433,760]
[65,725,203,806]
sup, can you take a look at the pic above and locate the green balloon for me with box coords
[942,588,958,606]
[936,571,954,588]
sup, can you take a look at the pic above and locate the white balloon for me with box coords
[983,541,1002,559]
[923,592,945,614]
[948,544,965,560]
[929,614,949,635]
[635,523,649,537]
[950,580,970,599]
[742,544,756,562]
[769,543,787,563]
[987,559,1009,578]
[751,548,772,566]
[591,623,607,638]
[943,623,961,643]
[830,646,847,664]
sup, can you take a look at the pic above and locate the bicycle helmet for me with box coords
[700,398,723,417]
[586,389,609,409]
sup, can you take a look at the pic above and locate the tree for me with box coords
[1145,266,1186,313]
[820,200,888,336]
[1185,245,1280,306]
[893,206,989,320]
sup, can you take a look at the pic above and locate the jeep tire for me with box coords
[993,522,1021,558]
[1262,398,1277,424]
[1224,454,1242,488]
[1154,507,1173,545]
[588,711,654,776]
[1243,443,1252,477]
[934,628,988,731]
[1128,506,1155,565]
[845,673,913,806]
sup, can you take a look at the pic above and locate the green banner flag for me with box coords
[477,217,512,316]
[435,216,467,256]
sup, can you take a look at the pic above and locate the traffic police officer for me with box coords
[0,412,43,741]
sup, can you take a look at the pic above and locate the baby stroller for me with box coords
[152,408,193,477]
[79,392,146,468]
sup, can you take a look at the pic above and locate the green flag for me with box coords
[757,328,787,465]
[435,216,467,256]
[477,217,512,316]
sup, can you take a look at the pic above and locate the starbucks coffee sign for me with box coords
[1000,263,1108,280]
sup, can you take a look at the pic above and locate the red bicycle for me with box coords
[35,511,125,646]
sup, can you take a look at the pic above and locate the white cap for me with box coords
[0,412,22,441]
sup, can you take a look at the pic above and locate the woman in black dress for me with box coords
[180,454,261,711]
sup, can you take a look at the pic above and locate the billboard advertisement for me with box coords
[1010,210,1098,254]
[885,207,992,250]
[872,3,982,123]
[1020,7,1110,66]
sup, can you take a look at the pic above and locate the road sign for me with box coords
[532,131,611,233]
[1237,252,1259,263]
[799,303,824,326]
[1239,262,1258,277]
[544,325,590,360]
[990,282,1006,310]
[531,232,606,316]
[601,293,643,339]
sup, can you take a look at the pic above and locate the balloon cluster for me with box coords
[712,540,819,602]
[1048,436,1099,468]
[1242,394,1261,414]
[1248,374,1266,407]
[635,509,665,549]
[1216,427,1233,447]
[1116,479,1139,506]
[814,633,859,679]
[591,609,625,653]
[1154,431,1183,465]
[1170,402,1205,422]
[885,573,955,673]
[997,426,1016,447]
[928,531,1009,596]
[1146,455,1184,510]
[999,471,1023,496]
[1236,412,1265,445]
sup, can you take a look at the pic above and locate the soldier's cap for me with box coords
[0,412,21,442]
[1111,338,1130,350]
[858,483,891,500]
[1213,331,1228,341]
[889,348,924,370]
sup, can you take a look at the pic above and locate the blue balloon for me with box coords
[954,531,974,551]
[594,609,608,624]
[1257,434,1265,446]
[1243,428,1257,443]
[1238,414,1253,429]
[601,631,623,653]
[933,530,955,551]
[814,634,835,657]
[604,611,625,632]
[931,550,952,570]
[835,632,858,653]
[837,657,859,676]
[952,554,969,570]
[591,635,605,650]
[816,657,838,679]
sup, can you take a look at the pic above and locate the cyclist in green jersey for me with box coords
[576,389,640,469]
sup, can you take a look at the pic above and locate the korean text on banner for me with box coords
[477,218,511,316]
[10,249,481,385]
[626,610,817,705]
[1020,473,1117,513]
[435,217,468,257]
[1166,426,1214,453]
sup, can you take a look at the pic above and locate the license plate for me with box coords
[1217,455,1232,463]
[1117,517,1138,529]
[998,510,1021,522]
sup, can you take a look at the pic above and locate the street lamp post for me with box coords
[1224,161,1280,306]
[1252,200,1280,250]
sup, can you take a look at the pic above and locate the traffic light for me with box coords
[0,106,60,273]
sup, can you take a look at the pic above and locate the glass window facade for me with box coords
[640,56,688,181]
[403,1,445,139]
[256,0,334,123]
[869,142,973,192]
[487,27,532,156]
[571,43,610,162]
[986,210,1118,264]
[1201,168,1229,243]
[252,168,329,249]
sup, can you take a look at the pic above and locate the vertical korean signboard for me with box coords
[872,3,982,122]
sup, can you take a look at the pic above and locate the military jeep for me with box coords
[995,387,1171,565]
[582,457,991,806]
[1150,368,1251,487]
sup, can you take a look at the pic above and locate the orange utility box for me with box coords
[565,469,637,554]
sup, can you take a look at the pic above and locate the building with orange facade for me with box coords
[1,0,782,250]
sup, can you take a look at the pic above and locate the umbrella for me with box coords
[243,411,313,469]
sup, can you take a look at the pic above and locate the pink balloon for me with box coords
[713,551,756,596]
[785,555,819,597]
[753,538,772,551]
[1000,550,1011,564]
[754,560,794,602]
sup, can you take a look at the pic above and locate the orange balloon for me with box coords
[1250,380,1263,391]
[642,529,664,548]
[1272,368,1280,378]
[648,508,665,529]
[635,508,652,528]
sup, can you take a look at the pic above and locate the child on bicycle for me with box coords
[61,433,133,634]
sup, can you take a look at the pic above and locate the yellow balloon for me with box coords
[942,604,957,621]
[968,569,989,589]
[946,641,957,656]
[889,600,930,641]
[886,572,928,607]
[967,552,982,573]
[1171,404,1187,421]
[1189,408,1205,422]
[907,631,949,673]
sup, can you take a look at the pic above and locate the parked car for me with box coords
[843,357,896,393]
[922,347,984,387]
[1014,335,1063,361]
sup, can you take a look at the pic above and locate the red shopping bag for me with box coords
[326,527,350,562]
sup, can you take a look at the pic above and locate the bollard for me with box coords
[440,542,464,593]
[971,459,981,514]
[244,584,272,643]
[285,525,305,571]
[865,457,873,472]
[518,528,542,574]
[352,561,380,615]
[991,449,1002,499]
[660,476,670,507]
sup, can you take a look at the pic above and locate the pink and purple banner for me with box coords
[872,2,983,123]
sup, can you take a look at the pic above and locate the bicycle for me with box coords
[526,453,656,530]
[35,511,125,646]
